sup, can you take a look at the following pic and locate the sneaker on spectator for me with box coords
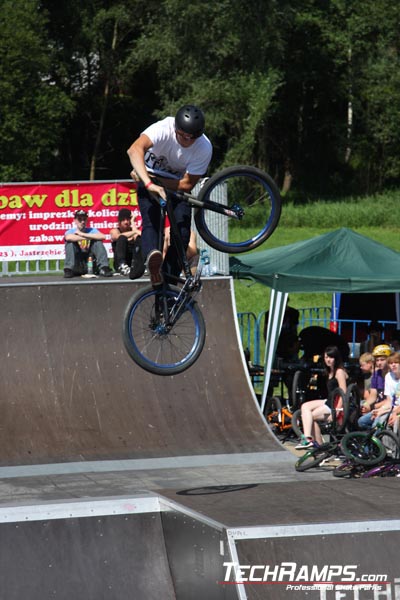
[63,268,74,279]
[147,250,163,286]
[118,263,130,276]
[99,266,113,277]
[295,435,314,450]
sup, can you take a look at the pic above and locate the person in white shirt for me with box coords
[370,352,400,428]
[127,105,212,285]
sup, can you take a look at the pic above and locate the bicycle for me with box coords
[294,389,349,471]
[122,165,282,375]
[361,457,400,478]
[264,396,295,440]
[292,387,350,440]
[339,419,400,465]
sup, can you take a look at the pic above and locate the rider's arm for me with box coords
[127,134,166,199]
[127,134,201,194]
[158,172,201,193]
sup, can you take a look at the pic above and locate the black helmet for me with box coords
[175,105,205,138]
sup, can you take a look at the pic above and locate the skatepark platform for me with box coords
[0,276,399,599]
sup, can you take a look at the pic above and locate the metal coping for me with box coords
[227,519,400,540]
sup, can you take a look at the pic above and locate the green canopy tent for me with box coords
[229,228,400,411]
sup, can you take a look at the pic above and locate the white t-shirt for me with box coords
[384,371,400,405]
[142,117,212,180]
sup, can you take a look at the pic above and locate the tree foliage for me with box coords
[1,0,400,195]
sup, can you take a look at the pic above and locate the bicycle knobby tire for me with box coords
[123,284,206,376]
[340,431,386,466]
[194,165,281,254]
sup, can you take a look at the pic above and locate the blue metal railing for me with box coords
[237,307,397,365]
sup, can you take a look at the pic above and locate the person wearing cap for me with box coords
[127,104,212,286]
[368,351,400,429]
[357,344,391,429]
[109,208,144,279]
[64,209,113,278]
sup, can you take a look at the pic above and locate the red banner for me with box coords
[0,180,142,261]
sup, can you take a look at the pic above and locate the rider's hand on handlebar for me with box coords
[147,181,167,200]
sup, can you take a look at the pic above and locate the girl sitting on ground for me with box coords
[296,345,347,449]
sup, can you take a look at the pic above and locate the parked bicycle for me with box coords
[339,412,400,465]
[294,388,349,471]
[123,165,281,375]
[264,396,295,440]
[361,457,400,478]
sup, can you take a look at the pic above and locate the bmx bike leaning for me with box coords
[122,165,282,376]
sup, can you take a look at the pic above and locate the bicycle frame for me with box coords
[175,189,244,220]
[154,192,193,284]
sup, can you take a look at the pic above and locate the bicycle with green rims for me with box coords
[339,396,400,467]
[123,165,282,376]
[295,388,348,472]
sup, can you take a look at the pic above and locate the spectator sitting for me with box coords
[110,208,144,279]
[186,229,199,275]
[163,226,199,276]
[359,352,374,402]
[64,209,113,278]
[357,344,391,429]
[368,351,400,428]
[296,345,347,449]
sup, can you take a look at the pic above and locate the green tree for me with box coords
[0,0,73,180]
[126,0,286,173]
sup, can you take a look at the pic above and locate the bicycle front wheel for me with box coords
[194,165,281,254]
[340,431,386,466]
[123,284,206,376]
[291,408,303,439]
[295,445,333,472]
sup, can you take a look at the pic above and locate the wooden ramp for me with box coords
[0,276,280,465]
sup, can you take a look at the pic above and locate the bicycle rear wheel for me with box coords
[340,431,386,466]
[123,284,206,376]
[331,388,349,434]
[376,429,400,459]
[194,165,281,254]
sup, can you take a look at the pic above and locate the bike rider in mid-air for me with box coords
[127,104,213,286]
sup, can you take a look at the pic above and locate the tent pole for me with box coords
[260,290,288,414]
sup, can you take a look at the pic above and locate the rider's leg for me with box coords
[138,187,164,284]
[163,197,191,277]
[137,187,162,260]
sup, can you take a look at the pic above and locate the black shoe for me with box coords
[63,268,74,279]
[129,238,145,280]
[99,266,113,277]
